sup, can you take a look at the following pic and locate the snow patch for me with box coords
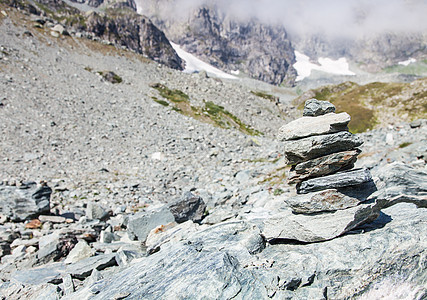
[398,58,416,66]
[293,51,355,81]
[171,42,237,80]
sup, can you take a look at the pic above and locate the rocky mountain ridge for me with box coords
[139,0,297,86]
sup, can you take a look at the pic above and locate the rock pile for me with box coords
[278,98,372,194]
[261,99,380,243]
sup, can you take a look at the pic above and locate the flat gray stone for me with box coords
[127,205,175,242]
[277,112,350,141]
[0,182,51,221]
[303,99,336,117]
[262,201,380,243]
[284,131,363,165]
[11,262,65,285]
[288,149,361,184]
[297,168,373,194]
[286,189,365,214]
[65,253,117,280]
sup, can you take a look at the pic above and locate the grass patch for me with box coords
[250,91,279,102]
[150,83,189,103]
[150,83,262,136]
[383,61,427,76]
[293,78,427,132]
[399,142,412,148]
[152,97,169,106]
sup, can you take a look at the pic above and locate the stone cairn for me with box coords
[278,99,376,212]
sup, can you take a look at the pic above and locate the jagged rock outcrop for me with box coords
[3,0,184,70]
[81,10,185,70]
[139,1,297,85]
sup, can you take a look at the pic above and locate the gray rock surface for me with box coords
[285,189,365,214]
[260,201,380,243]
[297,168,373,194]
[0,182,51,221]
[127,205,175,242]
[168,191,206,223]
[288,149,361,184]
[277,112,350,141]
[303,98,336,116]
[284,131,363,164]
[370,162,427,209]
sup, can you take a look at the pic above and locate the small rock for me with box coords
[303,99,336,117]
[64,240,94,264]
[115,249,141,267]
[86,202,109,221]
[39,215,66,223]
[25,219,42,229]
[51,24,65,34]
[168,191,206,223]
[65,253,117,280]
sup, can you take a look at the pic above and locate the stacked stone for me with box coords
[278,99,372,195]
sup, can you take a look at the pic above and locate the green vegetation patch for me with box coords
[293,78,427,133]
[383,60,427,76]
[399,142,412,148]
[250,91,279,102]
[98,71,122,83]
[150,83,189,103]
[150,83,262,136]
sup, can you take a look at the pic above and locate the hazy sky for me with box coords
[138,0,427,38]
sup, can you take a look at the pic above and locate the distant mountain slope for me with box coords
[294,78,427,133]
[2,0,184,70]
[139,0,297,86]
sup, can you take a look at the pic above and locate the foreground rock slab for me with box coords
[277,112,350,141]
[297,168,373,194]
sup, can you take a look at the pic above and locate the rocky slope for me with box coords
[0,3,427,300]
[3,0,184,70]
[138,0,297,86]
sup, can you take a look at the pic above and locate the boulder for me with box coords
[297,168,373,194]
[168,192,206,224]
[0,182,51,221]
[284,131,363,165]
[127,205,175,242]
[303,99,336,117]
[277,112,350,141]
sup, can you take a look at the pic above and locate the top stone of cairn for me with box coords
[303,99,336,117]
